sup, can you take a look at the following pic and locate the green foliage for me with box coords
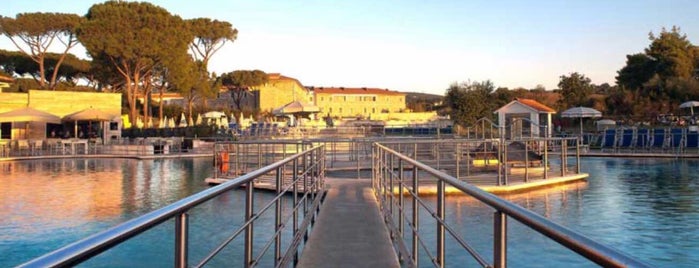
[445,80,496,127]
[0,49,90,83]
[187,18,237,67]
[613,26,699,118]
[557,72,593,109]
[616,53,656,90]
[646,26,697,80]
[0,12,83,89]
[220,70,268,110]
[78,1,193,123]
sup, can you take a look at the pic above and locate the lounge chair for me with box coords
[669,128,685,152]
[600,129,617,152]
[685,129,699,153]
[649,128,666,151]
[618,129,634,151]
[634,129,649,151]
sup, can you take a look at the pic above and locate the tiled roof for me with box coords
[515,98,556,113]
[267,73,305,87]
[311,87,405,96]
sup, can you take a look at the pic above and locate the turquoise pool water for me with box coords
[1,157,697,267]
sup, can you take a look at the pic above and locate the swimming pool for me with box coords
[1,157,696,267]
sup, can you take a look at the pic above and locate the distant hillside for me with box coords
[404,92,444,112]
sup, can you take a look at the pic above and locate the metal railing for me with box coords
[377,137,583,187]
[372,142,650,268]
[21,145,326,268]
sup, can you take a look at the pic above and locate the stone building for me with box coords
[0,90,121,140]
[310,87,406,118]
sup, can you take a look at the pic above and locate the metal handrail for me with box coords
[21,145,326,268]
[373,142,650,268]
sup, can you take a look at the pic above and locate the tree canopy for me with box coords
[557,72,593,109]
[444,80,496,127]
[615,26,699,116]
[0,12,83,89]
[77,1,193,123]
[220,70,268,110]
[187,18,237,68]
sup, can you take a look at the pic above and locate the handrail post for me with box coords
[456,142,460,180]
[436,179,445,268]
[174,212,188,268]
[244,180,254,267]
[576,138,581,174]
[389,153,395,217]
[524,141,529,182]
[503,140,508,185]
[412,164,419,266]
[561,139,567,176]
[544,139,549,180]
[494,211,507,268]
[398,160,405,251]
[275,166,282,266]
[292,158,299,266]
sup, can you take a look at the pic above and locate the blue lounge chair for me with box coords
[669,128,684,149]
[600,129,616,152]
[649,128,666,151]
[618,129,634,151]
[635,128,649,151]
[685,130,699,153]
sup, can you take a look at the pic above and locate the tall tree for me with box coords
[220,70,268,110]
[557,72,593,109]
[444,80,495,127]
[0,12,82,90]
[616,53,656,91]
[77,1,192,124]
[646,26,697,80]
[0,49,90,87]
[187,18,237,110]
[187,18,237,68]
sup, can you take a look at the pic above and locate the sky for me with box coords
[2,0,699,95]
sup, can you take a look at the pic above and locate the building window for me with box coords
[344,96,347,101]
[372,108,376,113]
[373,96,377,101]
[329,107,332,113]
[339,107,343,113]
[321,97,324,101]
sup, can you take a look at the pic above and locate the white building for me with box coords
[494,98,556,139]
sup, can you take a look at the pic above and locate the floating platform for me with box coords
[205,175,318,193]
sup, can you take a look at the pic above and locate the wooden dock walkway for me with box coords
[298,178,400,268]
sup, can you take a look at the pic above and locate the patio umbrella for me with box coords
[195,114,203,125]
[63,108,116,138]
[202,111,226,118]
[561,106,602,137]
[679,101,699,115]
[272,101,320,116]
[0,107,61,139]
[0,107,61,124]
[178,113,187,127]
[63,108,115,121]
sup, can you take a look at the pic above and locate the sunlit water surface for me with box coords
[1,157,697,267]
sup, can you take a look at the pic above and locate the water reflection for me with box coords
[2,157,699,267]
[0,158,213,267]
